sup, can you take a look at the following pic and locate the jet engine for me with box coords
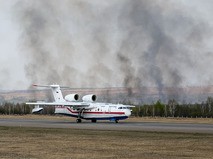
[32,105,43,113]
[82,94,97,102]
[65,94,79,102]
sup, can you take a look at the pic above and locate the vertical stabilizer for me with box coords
[33,84,65,102]
[50,85,65,102]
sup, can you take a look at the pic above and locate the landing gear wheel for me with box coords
[115,120,119,123]
[76,119,82,123]
[91,119,97,123]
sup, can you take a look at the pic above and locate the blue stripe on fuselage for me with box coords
[55,113,128,121]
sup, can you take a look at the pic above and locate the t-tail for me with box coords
[33,84,65,102]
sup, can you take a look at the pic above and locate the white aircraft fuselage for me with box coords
[55,103,131,121]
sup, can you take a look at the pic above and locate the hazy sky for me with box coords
[0,0,213,90]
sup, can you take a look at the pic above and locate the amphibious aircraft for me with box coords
[26,84,134,123]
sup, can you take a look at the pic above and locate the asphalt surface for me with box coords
[0,117,213,133]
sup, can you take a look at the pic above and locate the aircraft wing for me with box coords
[26,101,96,112]
[126,105,135,108]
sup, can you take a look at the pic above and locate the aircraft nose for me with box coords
[125,110,131,116]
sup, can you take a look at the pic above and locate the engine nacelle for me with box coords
[32,105,43,113]
[65,94,79,102]
[82,94,97,102]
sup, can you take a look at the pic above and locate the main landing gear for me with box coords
[76,108,84,123]
[76,119,97,123]
[76,118,82,123]
[91,119,97,123]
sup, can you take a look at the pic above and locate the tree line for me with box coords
[0,103,55,115]
[132,97,213,118]
[0,97,213,117]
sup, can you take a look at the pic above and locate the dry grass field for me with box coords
[0,115,213,158]
[0,126,212,158]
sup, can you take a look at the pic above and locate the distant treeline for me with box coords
[0,97,213,117]
[131,97,213,118]
[0,103,54,115]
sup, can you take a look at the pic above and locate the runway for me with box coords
[0,117,213,133]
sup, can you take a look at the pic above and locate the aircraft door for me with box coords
[108,106,111,112]
[108,106,116,112]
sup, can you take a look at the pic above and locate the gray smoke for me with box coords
[115,0,212,101]
[0,69,11,89]
[13,0,213,102]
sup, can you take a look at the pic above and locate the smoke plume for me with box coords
[13,0,213,102]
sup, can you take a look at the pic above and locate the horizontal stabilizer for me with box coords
[26,102,90,107]
[33,84,70,89]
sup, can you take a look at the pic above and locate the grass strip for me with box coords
[0,126,212,159]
